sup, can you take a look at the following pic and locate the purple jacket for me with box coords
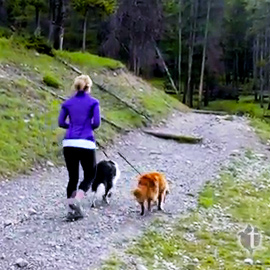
[58,91,101,142]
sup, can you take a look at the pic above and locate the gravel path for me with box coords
[0,112,263,270]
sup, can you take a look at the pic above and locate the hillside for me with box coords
[0,37,187,178]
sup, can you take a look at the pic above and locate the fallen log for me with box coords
[56,57,82,75]
[192,109,227,116]
[95,81,151,122]
[56,57,151,122]
[143,130,203,144]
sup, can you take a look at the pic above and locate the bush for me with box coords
[25,36,54,56]
[0,27,13,39]
[43,74,61,89]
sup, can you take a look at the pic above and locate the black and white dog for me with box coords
[90,160,120,207]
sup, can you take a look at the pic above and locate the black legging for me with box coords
[63,147,96,198]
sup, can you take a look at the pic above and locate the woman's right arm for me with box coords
[58,104,69,129]
[91,101,101,130]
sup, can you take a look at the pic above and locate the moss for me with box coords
[43,74,61,89]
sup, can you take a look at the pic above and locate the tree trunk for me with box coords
[265,28,270,110]
[82,9,88,52]
[178,0,182,99]
[254,35,259,101]
[48,0,55,43]
[184,0,194,105]
[260,34,264,108]
[235,52,239,87]
[53,0,66,50]
[264,29,269,109]
[34,7,41,36]
[198,0,211,109]
[59,26,64,50]
[186,0,198,107]
[155,45,178,94]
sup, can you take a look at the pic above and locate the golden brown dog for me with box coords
[132,172,170,216]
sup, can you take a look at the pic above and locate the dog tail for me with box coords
[133,188,145,203]
[133,188,141,198]
[96,183,106,199]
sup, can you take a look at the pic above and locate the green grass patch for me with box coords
[205,95,270,144]
[250,117,270,143]
[56,50,124,70]
[198,184,215,208]
[43,74,61,89]
[147,78,165,90]
[100,256,126,270]
[0,82,63,177]
[105,108,143,129]
[204,96,264,117]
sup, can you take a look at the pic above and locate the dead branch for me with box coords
[56,57,82,75]
[94,81,151,122]
[143,130,203,144]
[192,109,227,116]
[56,56,151,121]
[154,44,179,95]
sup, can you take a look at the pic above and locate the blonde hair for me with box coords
[73,75,93,92]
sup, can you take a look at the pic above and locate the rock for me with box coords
[136,264,148,270]
[244,258,253,265]
[255,260,262,265]
[15,258,28,268]
[231,150,240,156]
[1,253,5,260]
[193,258,199,264]
[46,161,54,167]
[29,208,37,216]
[4,220,13,227]
[150,151,160,155]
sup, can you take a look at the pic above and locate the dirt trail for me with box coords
[0,112,262,270]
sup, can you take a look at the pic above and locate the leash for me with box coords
[96,141,109,159]
[117,152,142,175]
[96,140,141,175]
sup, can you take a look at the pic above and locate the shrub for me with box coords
[0,27,13,39]
[25,36,54,56]
[43,74,61,89]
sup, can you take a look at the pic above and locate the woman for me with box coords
[58,74,101,220]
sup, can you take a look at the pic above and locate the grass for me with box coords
[0,80,62,176]
[100,256,126,270]
[101,151,270,270]
[0,37,187,178]
[56,50,124,70]
[147,78,165,90]
[198,184,215,208]
[205,95,270,143]
[250,118,270,144]
[204,96,264,117]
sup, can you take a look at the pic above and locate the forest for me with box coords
[0,0,269,109]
